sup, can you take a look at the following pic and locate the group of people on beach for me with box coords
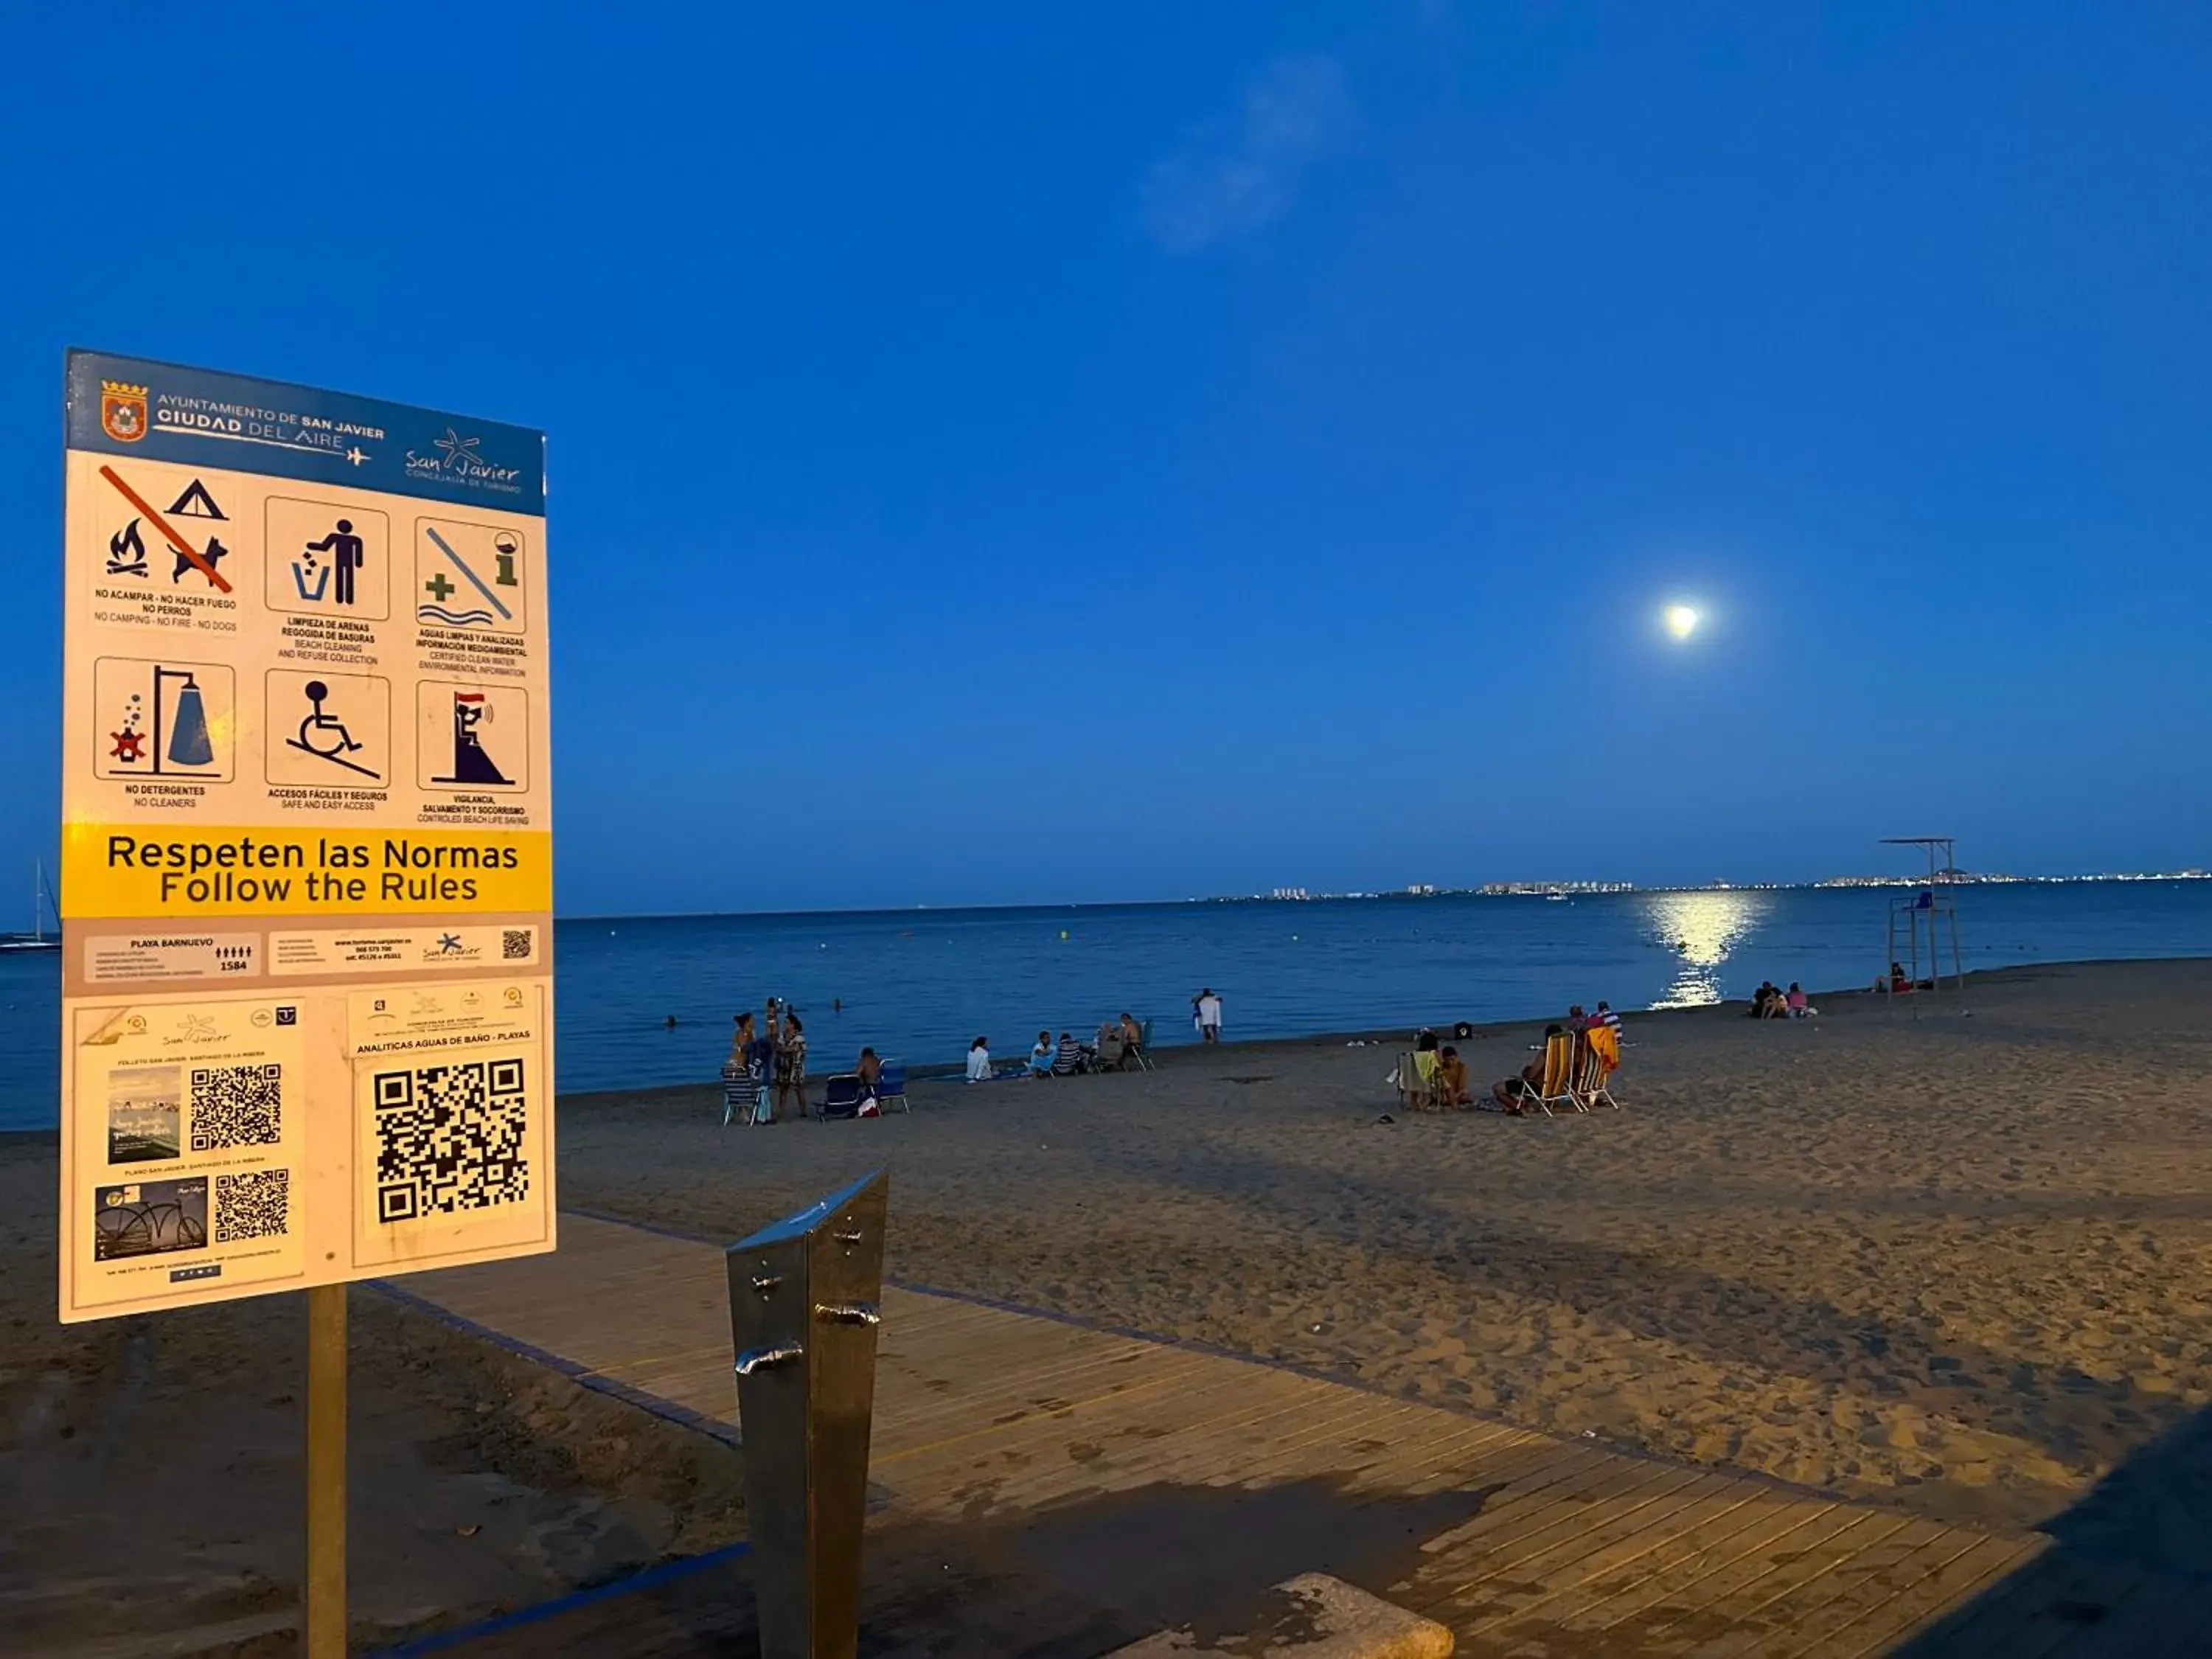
[726,998,887,1122]
[967,988,1222,1082]
[1484,1001,1624,1113]
[1751,981,1812,1018]
[970,1011,1151,1081]
[1397,1001,1621,1116]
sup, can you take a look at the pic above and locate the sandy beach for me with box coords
[7,958,2212,1649]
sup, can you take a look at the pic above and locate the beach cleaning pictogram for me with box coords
[414,517,525,630]
[265,498,389,619]
[265,669,389,788]
[418,681,527,790]
[94,657,234,780]
[97,466,233,592]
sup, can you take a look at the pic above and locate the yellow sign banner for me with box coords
[61,825,552,917]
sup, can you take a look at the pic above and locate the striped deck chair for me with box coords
[1575,1025,1621,1110]
[1394,1052,1436,1113]
[720,1060,768,1127]
[1528,1030,1582,1116]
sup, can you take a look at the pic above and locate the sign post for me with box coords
[58,352,555,1649]
[307,1282,347,1658]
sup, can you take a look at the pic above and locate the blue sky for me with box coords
[3,3,2207,913]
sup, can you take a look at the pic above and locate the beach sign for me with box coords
[58,351,555,1323]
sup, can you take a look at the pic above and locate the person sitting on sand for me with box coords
[966,1036,992,1082]
[1786,983,1811,1018]
[1437,1045,1472,1107]
[1750,981,1781,1018]
[1594,1001,1620,1030]
[1029,1031,1055,1077]
[1492,1026,1564,1115]
[1054,1031,1087,1075]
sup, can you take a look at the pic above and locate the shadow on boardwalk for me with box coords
[392,1473,1499,1657]
[1896,1403,2212,1655]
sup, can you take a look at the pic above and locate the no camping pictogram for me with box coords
[99,467,233,591]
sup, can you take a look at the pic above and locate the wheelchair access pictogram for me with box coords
[265,670,391,790]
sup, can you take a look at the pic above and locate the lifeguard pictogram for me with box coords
[433,690,512,786]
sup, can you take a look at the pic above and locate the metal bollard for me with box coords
[726,1169,890,1659]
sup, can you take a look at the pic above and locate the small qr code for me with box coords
[373,1057,530,1223]
[214,1168,291,1242]
[189,1064,283,1152]
[501,928,534,961]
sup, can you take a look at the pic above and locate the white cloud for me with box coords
[1141,54,1352,254]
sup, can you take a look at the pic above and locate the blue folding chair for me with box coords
[820,1074,866,1120]
[876,1062,909,1113]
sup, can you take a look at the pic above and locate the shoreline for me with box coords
[0,952,2182,1144]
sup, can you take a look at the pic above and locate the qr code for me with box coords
[501,928,534,961]
[372,1058,530,1223]
[189,1064,283,1152]
[214,1169,291,1242]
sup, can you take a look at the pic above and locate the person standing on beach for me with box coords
[774,1014,807,1119]
[1197,988,1222,1043]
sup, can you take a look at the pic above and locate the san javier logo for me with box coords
[423,928,483,963]
[405,426,525,495]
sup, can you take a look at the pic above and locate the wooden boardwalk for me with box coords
[395,1212,2046,1657]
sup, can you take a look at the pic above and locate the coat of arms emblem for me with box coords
[101,380,148,442]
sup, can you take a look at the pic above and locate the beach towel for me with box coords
[1585,1023,1619,1072]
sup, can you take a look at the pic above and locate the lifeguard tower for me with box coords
[1880,836,1965,1007]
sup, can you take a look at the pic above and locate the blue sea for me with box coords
[2,882,2208,1130]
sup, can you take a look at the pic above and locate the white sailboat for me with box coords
[0,860,60,953]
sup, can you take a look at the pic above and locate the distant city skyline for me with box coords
[1,5,2207,915]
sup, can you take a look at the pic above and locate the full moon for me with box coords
[1663,604,1701,641]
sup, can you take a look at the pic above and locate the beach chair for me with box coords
[1394,1052,1436,1112]
[819,1074,866,1120]
[1575,1026,1621,1110]
[1128,1019,1156,1072]
[1527,1031,1582,1117]
[876,1061,909,1113]
[720,1060,768,1127]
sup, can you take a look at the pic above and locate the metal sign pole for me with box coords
[305,1284,347,1658]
